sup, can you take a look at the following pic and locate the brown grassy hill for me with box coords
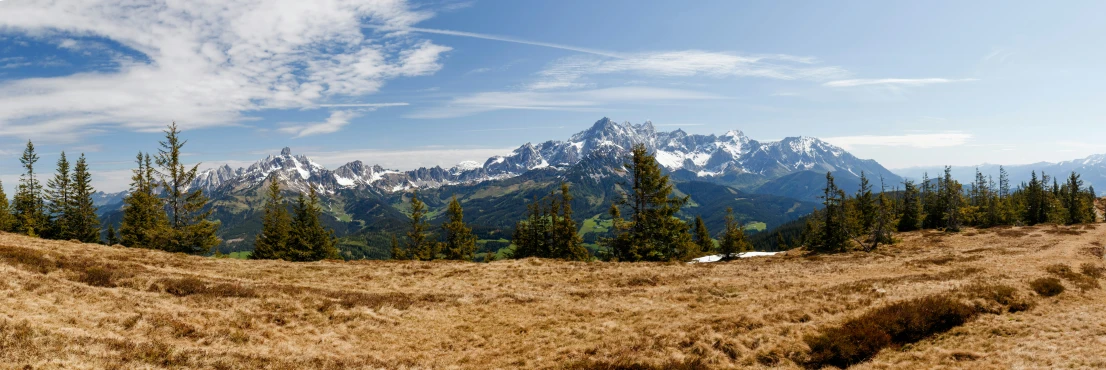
[1,225,1104,369]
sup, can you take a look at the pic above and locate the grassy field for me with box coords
[0,225,1104,368]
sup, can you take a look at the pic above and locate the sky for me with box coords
[1,0,1105,192]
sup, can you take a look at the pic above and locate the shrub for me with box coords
[1030,277,1065,297]
[964,283,1034,313]
[1046,263,1100,291]
[78,267,117,287]
[1080,263,1104,279]
[0,246,57,274]
[804,294,977,369]
[161,277,208,297]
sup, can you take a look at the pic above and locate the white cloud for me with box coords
[0,0,450,140]
[398,27,621,58]
[529,51,847,91]
[823,132,973,150]
[280,110,362,138]
[408,86,723,119]
[824,78,978,87]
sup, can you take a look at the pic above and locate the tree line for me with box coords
[0,141,100,242]
[803,166,1099,253]
[387,144,751,262]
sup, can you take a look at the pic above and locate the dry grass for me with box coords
[0,225,1105,369]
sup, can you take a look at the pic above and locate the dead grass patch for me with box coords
[1080,263,1104,279]
[996,229,1030,238]
[1046,263,1100,291]
[1030,277,1065,297]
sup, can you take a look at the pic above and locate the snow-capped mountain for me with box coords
[188,117,897,196]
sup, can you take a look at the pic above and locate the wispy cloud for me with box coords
[823,132,973,150]
[408,86,724,119]
[529,52,847,90]
[316,103,409,108]
[396,27,621,57]
[280,111,362,138]
[0,0,449,141]
[824,78,978,87]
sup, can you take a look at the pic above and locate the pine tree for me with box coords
[814,172,850,253]
[551,183,588,261]
[440,196,477,261]
[853,172,876,236]
[286,188,337,261]
[105,225,119,245]
[717,207,750,259]
[864,177,895,251]
[67,154,100,243]
[692,216,713,255]
[0,180,12,232]
[897,180,921,232]
[601,144,693,261]
[45,152,72,239]
[940,166,963,231]
[155,122,220,254]
[252,174,291,260]
[390,233,406,260]
[13,140,47,237]
[404,191,436,260]
[120,153,168,249]
[1064,171,1086,225]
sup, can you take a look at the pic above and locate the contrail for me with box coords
[390,27,623,58]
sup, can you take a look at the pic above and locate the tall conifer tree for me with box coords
[119,153,168,249]
[601,144,693,261]
[0,180,12,232]
[898,180,921,232]
[252,174,291,260]
[440,196,477,261]
[692,216,713,255]
[718,207,750,259]
[286,188,337,261]
[68,154,100,243]
[45,152,72,239]
[14,140,47,237]
[404,191,436,260]
[155,122,220,254]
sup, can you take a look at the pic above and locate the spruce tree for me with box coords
[286,188,337,261]
[45,152,72,239]
[390,233,406,260]
[552,183,588,261]
[440,196,477,261]
[0,180,12,232]
[940,166,963,231]
[119,153,168,249]
[68,154,100,243]
[717,207,750,259]
[13,140,47,237]
[897,180,921,232]
[601,144,693,261]
[854,172,876,236]
[252,174,291,260]
[155,122,220,254]
[404,191,436,260]
[1064,171,1085,225]
[814,172,850,253]
[105,225,119,245]
[692,216,713,255]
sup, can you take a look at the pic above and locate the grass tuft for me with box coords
[1030,277,1065,297]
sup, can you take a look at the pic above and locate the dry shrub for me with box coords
[1046,263,1100,291]
[1030,277,1065,297]
[964,283,1034,313]
[803,294,978,369]
[0,245,57,274]
[1080,263,1104,279]
[78,266,118,287]
[1084,246,1105,258]
[159,277,256,298]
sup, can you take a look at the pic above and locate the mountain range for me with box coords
[96,117,910,258]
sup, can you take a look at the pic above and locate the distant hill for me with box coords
[895,154,1106,191]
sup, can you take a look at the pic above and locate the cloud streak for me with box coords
[398,27,621,58]
[408,86,724,119]
[823,132,973,150]
[824,78,978,87]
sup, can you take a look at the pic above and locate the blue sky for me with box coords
[1,0,1105,192]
